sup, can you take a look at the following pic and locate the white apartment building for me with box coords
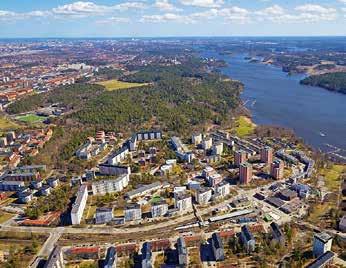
[71,184,88,225]
[195,188,212,205]
[91,174,129,195]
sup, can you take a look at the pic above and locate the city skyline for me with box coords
[0,0,346,37]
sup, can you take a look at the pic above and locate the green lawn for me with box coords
[151,196,162,203]
[320,164,345,191]
[15,114,46,123]
[235,116,256,137]
[97,79,147,91]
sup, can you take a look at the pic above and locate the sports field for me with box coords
[97,79,147,91]
[15,114,46,123]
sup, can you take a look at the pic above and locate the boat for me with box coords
[319,132,326,137]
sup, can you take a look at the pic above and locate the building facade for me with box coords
[313,233,333,257]
[124,204,142,222]
[234,150,247,167]
[71,184,88,225]
[271,160,284,180]
[260,146,273,164]
[239,163,252,184]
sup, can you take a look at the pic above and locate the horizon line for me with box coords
[1,35,346,39]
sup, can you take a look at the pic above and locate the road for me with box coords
[0,181,284,235]
[29,227,63,268]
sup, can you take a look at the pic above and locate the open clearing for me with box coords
[0,115,20,131]
[320,164,345,191]
[0,211,15,224]
[235,116,256,137]
[97,79,147,91]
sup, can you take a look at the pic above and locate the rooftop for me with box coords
[314,232,332,243]
[306,251,335,268]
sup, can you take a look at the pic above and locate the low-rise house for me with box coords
[39,185,51,196]
[67,247,100,260]
[47,178,59,188]
[124,204,142,222]
[151,200,168,218]
[211,233,224,261]
[150,239,170,252]
[31,180,42,189]
[95,207,113,224]
[17,191,33,203]
[116,243,138,257]
[240,225,255,253]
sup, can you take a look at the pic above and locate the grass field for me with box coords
[97,79,147,91]
[235,116,256,137]
[0,212,15,224]
[15,114,46,123]
[320,164,345,191]
[0,115,20,131]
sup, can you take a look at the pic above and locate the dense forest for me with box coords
[7,84,104,114]
[72,76,242,134]
[300,72,346,94]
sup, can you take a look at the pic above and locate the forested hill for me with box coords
[300,72,346,94]
[7,84,105,114]
[7,61,243,135]
[72,76,242,134]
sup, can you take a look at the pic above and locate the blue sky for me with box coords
[0,0,345,37]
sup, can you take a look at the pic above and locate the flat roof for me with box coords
[314,232,332,243]
[71,184,88,214]
[306,251,335,268]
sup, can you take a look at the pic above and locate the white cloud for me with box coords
[114,2,147,11]
[179,0,224,8]
[96,17,130,24]
[255,5,285,16]
[219,7,250,23]
[190,8,218,19]
[295,4,336,14]
[154,0,181,11]
[141,13,195,23]
[254,4,338,23]
[52,1,146,17]
[52,1,107,16]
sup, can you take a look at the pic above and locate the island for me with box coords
[300,72,346,94]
